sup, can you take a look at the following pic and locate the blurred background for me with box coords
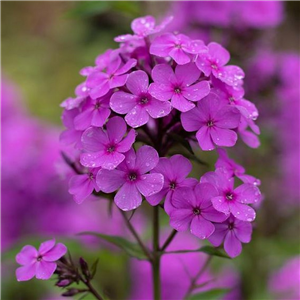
[1,1,299,300]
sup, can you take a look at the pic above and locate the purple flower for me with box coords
[195,42,244,87]
[59,108,83,148]
[169,184,228,239]
[74,93,111,130]
[238,117,260,149]
[80,116,136,170]
[16,239,67,281]
[201,171,261,222]
[215,148,261,186]
[110,70,171,128]
[208,215,252,258]
[181,93,241,151]
[149,63,210,112]
[150,33,207,65]
[115,15,173,43]
[146,154,198,213]
[96,146,164,211]
[86,54,137,99]
[68,168,100,204]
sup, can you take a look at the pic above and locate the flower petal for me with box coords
[146,99,172,119]
[229,202,256,222]
[169,47,191,65]
[110,91,138,114]
[211,196,230,214]
[208,223,228,247]
[175,63,201,86]
[126,70,149,95]
[196,126,215,151]
[151,63,175,85]
[171,93,195,112]
[39,240,55,255]
[114,183,142,211]
[234,184,262,204]
[210,127,238,148]
[224,231,242,258]
[169,154,193,181]
[117,129,136,152]
[136,173,164,197]
[16,246,38,265]
[96,169,126,193]
[181,107,206,132]
[68,174,95,204]
[190,216,215,239]
[234,220,252,243]
[170,209,193,232]
[148,83,174,101]
[43,243,67,262]
[35,261,57,280]
[182,81,210,102]
[81,127,108,152]
[125,105,150,128]
[106,116,127,144]
[146,187,169,206]
[16,263,36,281]
[214,106,241,129]
[135,145,159,174]
[194,183,219,208]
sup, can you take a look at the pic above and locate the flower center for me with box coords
[174,87,181,94]
[175,43,182,49]
[228,222,234,230]
[94,103,100,109]
[193,208,201,215]
[207,120,214,127]
[107,145,115,153]
[211,64,218,70]
[139,97,149,105]
[37,255,43,262]
[226,192,234,201]
[88,172,94,180]
[128,172,137,181]
[169,182,176,190]
[229,96,235,103]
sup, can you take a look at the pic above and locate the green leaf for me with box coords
[186,288,229,300]
[162,246,229,259]
[78,232,148,260]
[66,2,112,18]
[90,258,99,279]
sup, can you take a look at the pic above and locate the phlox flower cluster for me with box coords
[59,15,261,258]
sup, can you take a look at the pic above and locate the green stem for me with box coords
[152,206,161,300]
[160,229,177,251]
[184,256,213,299]
[120,210,153,261]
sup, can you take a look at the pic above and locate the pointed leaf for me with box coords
[78,232,148,260]
[186,288,230,300]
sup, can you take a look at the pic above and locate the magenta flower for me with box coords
[96,146,164,211]
[80,116,136,170]
[16,239,67,281]
[110,70,171,128]
[208,215,252,258]
[181,93,241,150]
[201,171,261,222]
[59,108,83,148]
[169,184,228,239]
[115,15,173,43]
[149,63,210,112]
[74,93,111,130]
[195,42,244,87]
[146,154,197,213]
[86,55,137,99]
[68,168,100,204]
[150,33,207,65]
[215,148,261,186]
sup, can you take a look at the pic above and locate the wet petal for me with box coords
[110,91,138,114]
[190,216,215,239]
[182,81,210,102]
[148,83,174,101]
[115,183,142,211]
[175,63,201,85]
[135,145,159,174]
[96,169,126,193]
[117,129,136,152]
[146,99,172,119]
[210,127,238,148]
[170,209,193,231]
[229,202,256,222]
[136,173,164,197]
[125,105,149,128]
[169,154,192,181]
[171,93,195,112]
[224,231,242,258]
[38,240,55,255]
[234,220,252,243]
[106,116,127,144]
[196,126,215,151]
[126,70,149,95]
[81,127,108,152]
[235,184,262,204]
[211,196,230,214]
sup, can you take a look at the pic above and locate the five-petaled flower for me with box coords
[16,239,67,281]
[169,183,228,239]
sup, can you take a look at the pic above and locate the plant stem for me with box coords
[152,206,161,300]
[184,256,213,299]
[79,274,104,300]
[160,229,178,251]
[120,210,153,261]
